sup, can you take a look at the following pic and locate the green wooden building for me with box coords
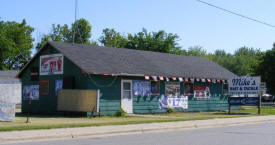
[17,41,235,115]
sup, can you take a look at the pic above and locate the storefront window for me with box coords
[165,82,180,97]
[151,81,160,95]
[184,82,194,95]
[223,83,228,95]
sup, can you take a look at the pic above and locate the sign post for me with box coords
[228,76,261,114]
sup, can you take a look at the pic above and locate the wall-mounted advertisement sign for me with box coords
[55,80,63,96]
[194,86,211,98]
[228,76,260,95]
[23,85,39,100]
[40,54,63,75]
[158,95,188,109]
[228,97,259,106]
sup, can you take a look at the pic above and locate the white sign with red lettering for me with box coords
[40,54,63,75]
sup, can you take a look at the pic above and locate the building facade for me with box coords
[18,41,235,115]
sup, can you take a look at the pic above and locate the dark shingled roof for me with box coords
[44,41,235,80]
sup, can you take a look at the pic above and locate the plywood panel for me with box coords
[57,89,97,112]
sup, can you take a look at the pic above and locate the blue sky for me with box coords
[1,0,275,53]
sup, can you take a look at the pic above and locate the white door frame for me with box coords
[121,79,133,113]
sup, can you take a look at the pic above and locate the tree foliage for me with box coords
[255,45,275,94]
[99,28,181,54]
[36,18,94,50]
[0,19,34,70]
[99,28,127,48]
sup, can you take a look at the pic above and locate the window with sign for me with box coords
[184,82,194,95]
[165,82,180,97]
[151,81,160,95]
[223,83,228,95]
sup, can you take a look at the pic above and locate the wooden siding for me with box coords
[20,45,234,115]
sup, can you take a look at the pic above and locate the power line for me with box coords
[196,0,275,28]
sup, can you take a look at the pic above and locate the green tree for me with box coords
[99,28,127,48]
[99,28,181,54]
[71,18,91,44]
[186,46,207,56]
[36,24,70,49]
[233,47,262,75]
[0,19,34,70]
[255,48,275,94]
[36,18,94,50]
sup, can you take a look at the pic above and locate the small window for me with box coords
[40,80,49,96]
[184,82,194,95]
[151,81,160,95]
[122,82,132,99]
[30,67,39,81]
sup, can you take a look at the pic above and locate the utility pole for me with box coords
[72,0,78,44]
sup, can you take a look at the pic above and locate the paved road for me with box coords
[7,122,275,145]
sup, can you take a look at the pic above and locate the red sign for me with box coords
[40,54,63,75]
[194,86,211,98]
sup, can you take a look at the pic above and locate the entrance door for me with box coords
[121,80,133,113]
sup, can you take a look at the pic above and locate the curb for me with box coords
[1,115,275,144]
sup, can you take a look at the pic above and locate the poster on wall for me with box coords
[55,80,63,96]
[132,80,150,97]
[165,82,180,98]
[0,103,15,122]
[194,86,211,98]
[158,95,188,109]
[40,54,63,75]
[23,85,39,100]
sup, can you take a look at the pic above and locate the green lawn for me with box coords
[0,106,274,132]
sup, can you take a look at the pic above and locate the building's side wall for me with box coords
[85,75,121,115]
[21,45,89,113]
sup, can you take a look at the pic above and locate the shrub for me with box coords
[167,107,174,113]
[113,108,126,117]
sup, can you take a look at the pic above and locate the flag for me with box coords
[212,78,216,83]
[184,77,189,82]
[151,76,158,81]
[217,79,221,83]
